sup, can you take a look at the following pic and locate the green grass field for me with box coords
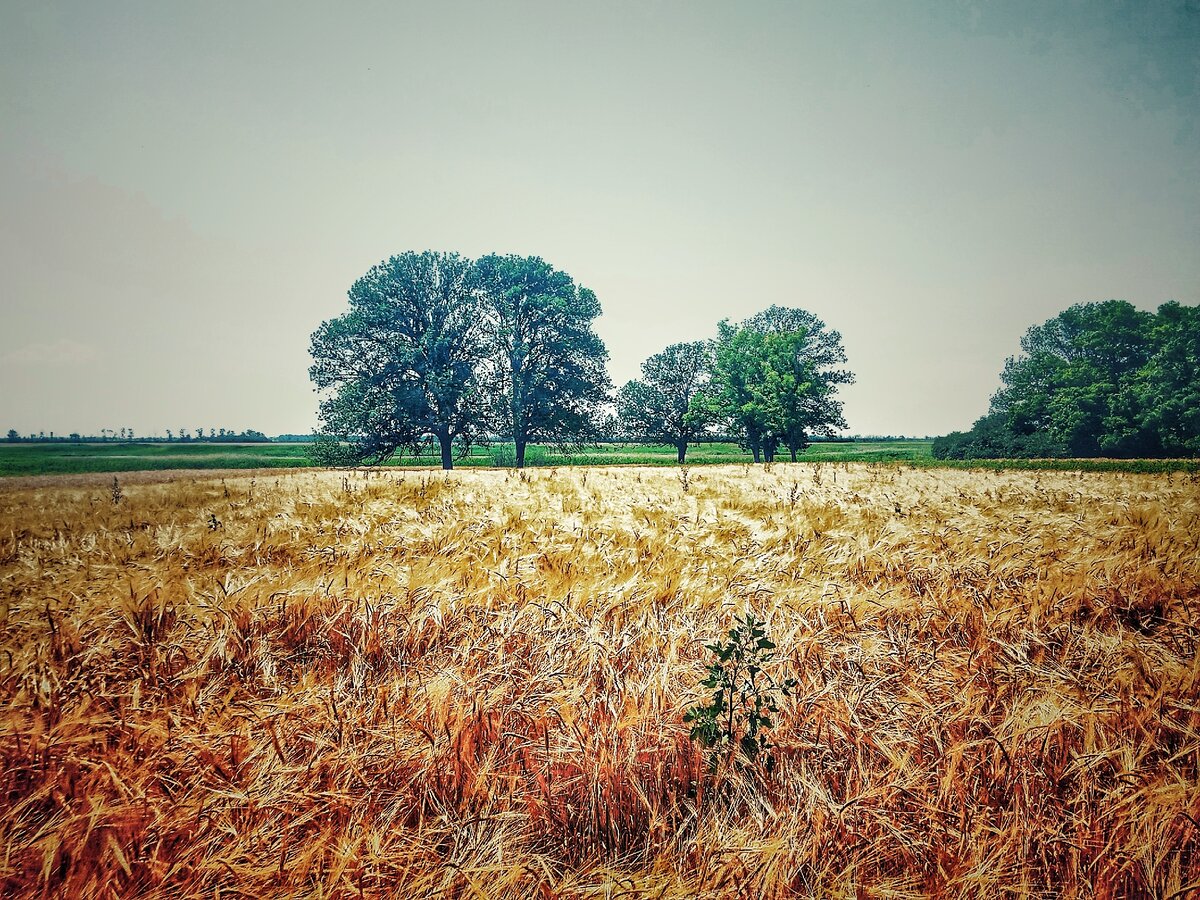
[3,439,1194,478]
[0,442,311,477]
[399,438,933,468]
[0,440,931,478]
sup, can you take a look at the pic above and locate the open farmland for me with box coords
[0,439,935,478]
[1,464,1198,898]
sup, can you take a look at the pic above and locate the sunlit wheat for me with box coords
[1,464,1196,897]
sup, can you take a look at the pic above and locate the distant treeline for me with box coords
[934,300,1198,460]
[3,428,271,443]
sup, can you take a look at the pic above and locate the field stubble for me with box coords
[1,463,1198,898]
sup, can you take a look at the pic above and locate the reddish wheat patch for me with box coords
[1,464,1197,898]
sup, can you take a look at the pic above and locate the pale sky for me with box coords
[2,1,1197,438]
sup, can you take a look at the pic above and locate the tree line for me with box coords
[2,428,270,443]
[309,251,853,468]
[934,300,1199,459]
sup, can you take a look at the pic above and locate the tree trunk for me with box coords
[677,442,687,463]
[764,444,775,463]
[437,431,454,470]
[511,358,526,469]
[790,447,798,462]
[751,444,761,463]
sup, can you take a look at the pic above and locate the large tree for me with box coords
[711,322,771,462]
[617,341,714,463]
[475,254,611,468]
[759,329,850,460]
[712,306,853,462]
[309,251,490,469]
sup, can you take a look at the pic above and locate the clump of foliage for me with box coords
[685,613,796,767]
[933,410,1068,460]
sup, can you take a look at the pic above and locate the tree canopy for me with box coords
[934,300,1200,459]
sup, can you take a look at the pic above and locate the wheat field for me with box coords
[1,463,1197,898]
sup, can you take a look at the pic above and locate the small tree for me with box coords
[685,613,796,768]
[759,330,850,461]
[617,341,714,462]
[712,323,771,461]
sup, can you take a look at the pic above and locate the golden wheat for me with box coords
[0,464,1197,898]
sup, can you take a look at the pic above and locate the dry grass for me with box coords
[1,463,1197,898]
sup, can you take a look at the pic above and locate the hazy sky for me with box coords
[2,1,1197,437]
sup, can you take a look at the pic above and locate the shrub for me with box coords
[685,613,796,767]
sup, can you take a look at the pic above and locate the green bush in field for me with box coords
[685,613,796,769]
